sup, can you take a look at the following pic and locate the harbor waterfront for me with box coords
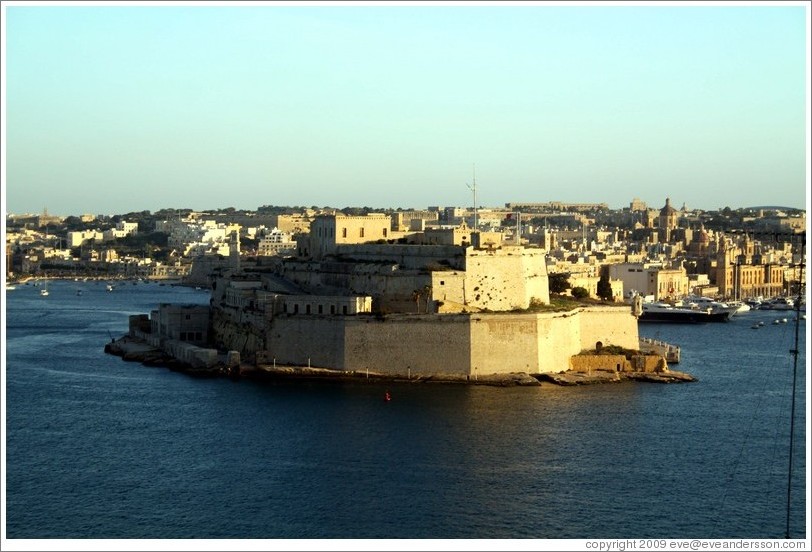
[4,280,808,539]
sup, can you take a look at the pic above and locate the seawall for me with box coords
[220,305,640,378]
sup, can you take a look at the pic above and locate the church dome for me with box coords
[660,197,677,217]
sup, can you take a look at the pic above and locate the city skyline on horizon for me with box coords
[3,2,810,216]
[4,195,808,220]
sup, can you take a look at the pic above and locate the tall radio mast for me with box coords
[466,164,478,229]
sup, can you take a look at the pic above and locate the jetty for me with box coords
[638,336,681,364]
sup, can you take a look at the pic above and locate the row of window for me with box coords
[179,331,204,341]
[733,272,766,285]
[317,226,388,239]
[284,303,350,315]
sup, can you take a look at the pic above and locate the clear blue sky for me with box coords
[3,2,809,216]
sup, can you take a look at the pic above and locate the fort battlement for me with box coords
[211,305,638,378]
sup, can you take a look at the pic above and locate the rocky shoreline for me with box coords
[537,369,697,385]
[104,336,217,376]
[104,336,696,386]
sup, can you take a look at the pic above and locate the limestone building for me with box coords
[257,230,296,257]
[715,235,788,299]
[301,214,392,259]
[391,210,439,232]
[609,262,689,301]
[658,198,678,242]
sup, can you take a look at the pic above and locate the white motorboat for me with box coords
[727,301,751,314]
[761,297,795,310]
[683,295,739,317]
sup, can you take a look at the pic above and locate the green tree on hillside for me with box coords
[548,272,571,294]
[597,266,613,301]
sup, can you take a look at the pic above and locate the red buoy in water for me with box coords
[384,391,391,402]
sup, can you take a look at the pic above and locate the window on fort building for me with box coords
[360,228,365,238]
[342,306,348,314]
[195,332,202,341]
[306,305,311,314]
[440,280,445,285]
[318,305,323,314]
[180,332,187,341]
[342,228,347,238]
[331,305,336,314]
[185,314,191,320]
[294,304,299,314]
[283,303,288,313]
[383,228,388,237]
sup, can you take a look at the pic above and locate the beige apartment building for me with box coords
[390,210,439,231]
[301,214,392,259]
[272,214,312,234]
[715,236,790,299]
[609,262,689,301]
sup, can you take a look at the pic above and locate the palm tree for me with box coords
[422,285,432,313]
[412,289,421,313]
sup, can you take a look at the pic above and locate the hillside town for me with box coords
[6,198,805,383]
[6,198,806,303]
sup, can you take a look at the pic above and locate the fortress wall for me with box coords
[448,308,636,376]
[464,252,528,310]
[211,308,265,358]
[251,306,639,378]
[469,314,540,375]
[343,315,472,377]
[278,263,434,311]
[432,271,466,312]
[570,355,629,373]
[335,244,464,269]
[522,254,551,306]
[577,306,639,351]
[536,312,583,374]
[463,248,550,310]
[265,316,347,369]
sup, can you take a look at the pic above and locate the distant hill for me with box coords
[744,206,805,212]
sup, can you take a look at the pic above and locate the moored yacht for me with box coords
[683,295,739,317]
[761,297,795,310]
[727,301,751,314]
[638,302,731,323]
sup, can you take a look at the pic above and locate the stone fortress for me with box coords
[125,213,652,382]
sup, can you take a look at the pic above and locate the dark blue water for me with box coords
[4,281,808,538]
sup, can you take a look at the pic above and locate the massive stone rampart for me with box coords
[225,305,638,377]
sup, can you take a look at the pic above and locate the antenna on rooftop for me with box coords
[465,164,478,229]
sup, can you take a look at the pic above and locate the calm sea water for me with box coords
[4,281,808,539]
